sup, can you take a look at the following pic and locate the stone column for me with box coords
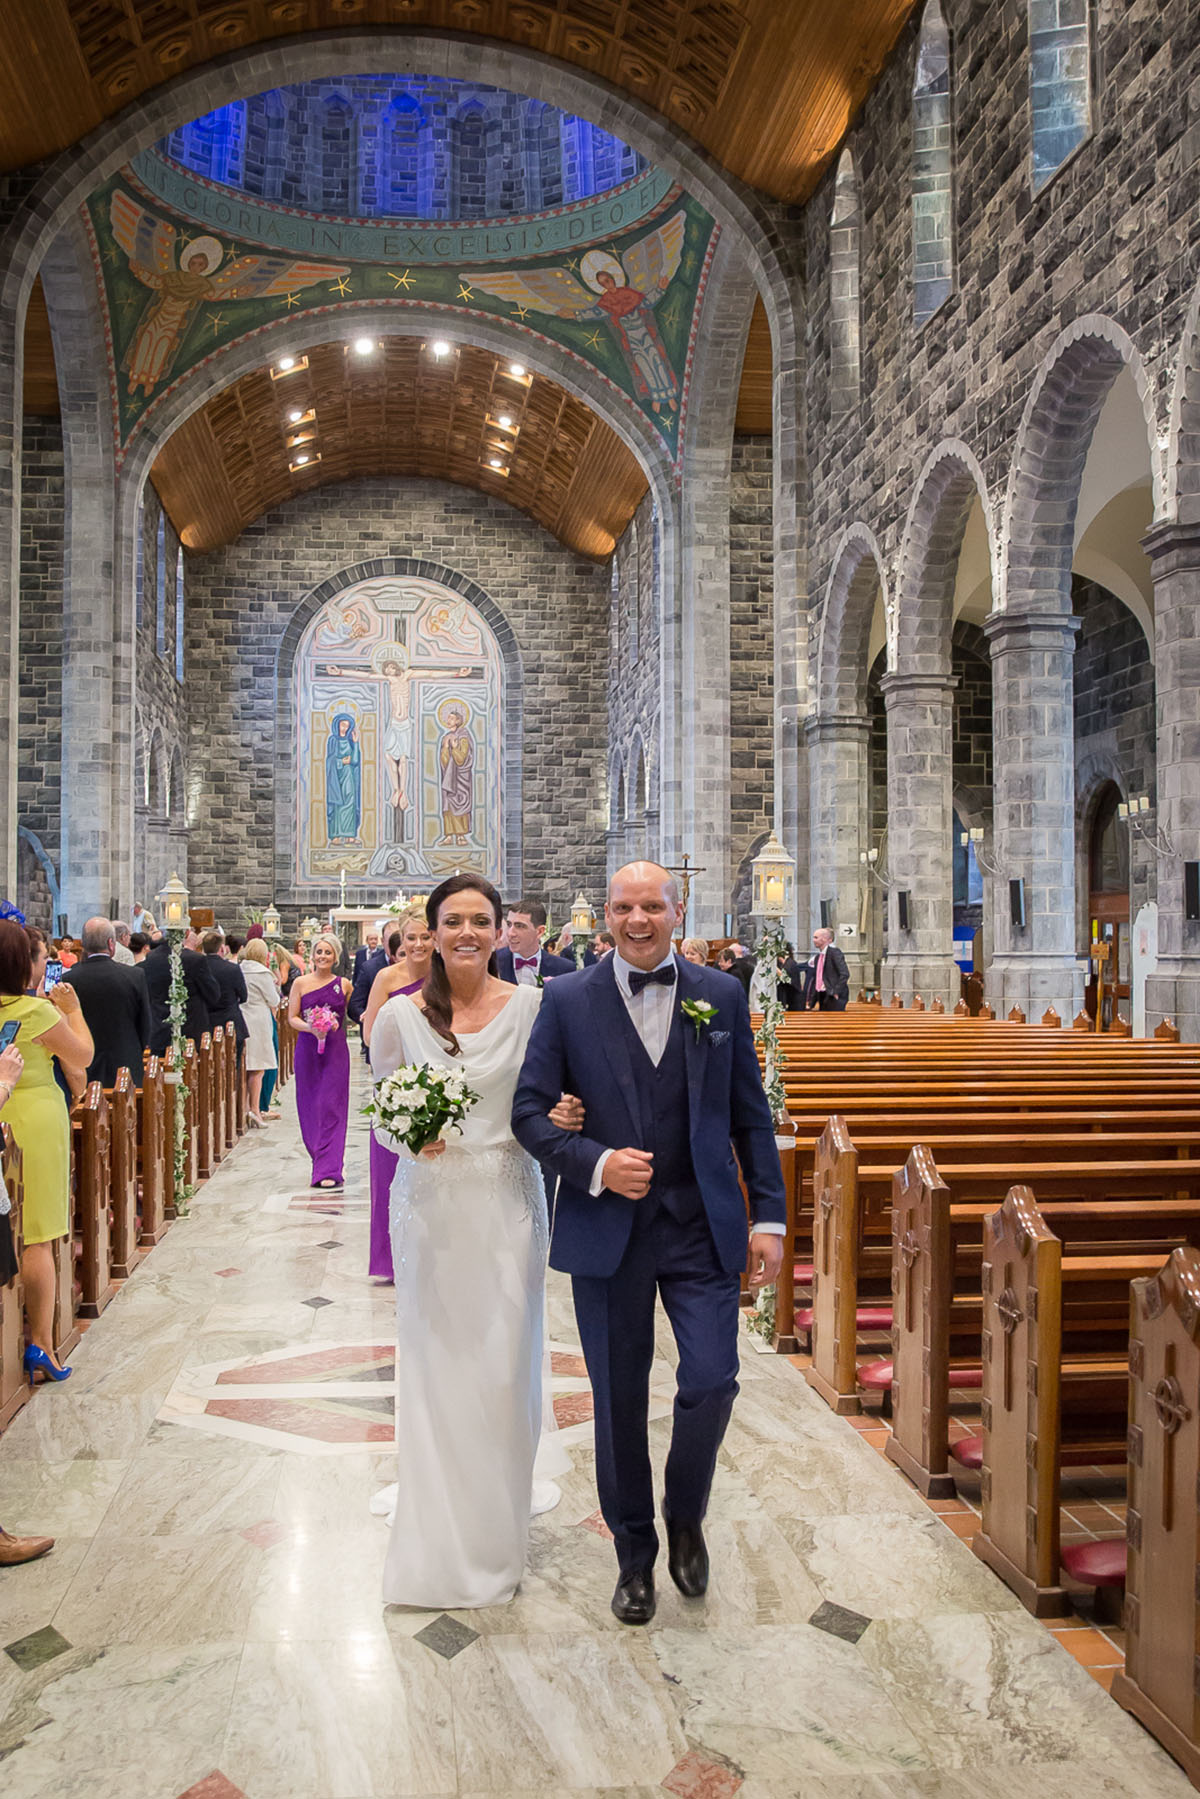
[1144,521,1200,1039]
[880,672,960,1006]
[804,714,872,992]
[984,610,1084,1021]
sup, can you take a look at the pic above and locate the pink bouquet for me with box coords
[305,1004,339,1054]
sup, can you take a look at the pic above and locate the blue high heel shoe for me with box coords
[23,1344,71,1383]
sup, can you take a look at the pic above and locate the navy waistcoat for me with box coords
[613,995,699,1223]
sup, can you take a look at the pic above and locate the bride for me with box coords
[368,873,579,1609]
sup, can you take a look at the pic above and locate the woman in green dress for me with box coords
[0,921,94,1379]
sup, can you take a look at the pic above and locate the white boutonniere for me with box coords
[681,998,719,1042]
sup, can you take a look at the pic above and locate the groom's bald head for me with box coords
[606,862,682,970]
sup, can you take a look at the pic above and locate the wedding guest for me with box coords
[353,927,381,985]
[496,900,574,985]
[203,931,249,1061]
[349,930,388,1042]
[363,910,435,1281]
[716,944,753,997]
[144,925,221,1053]
[593,931,616,959]
[554,924,597,968]
[680,937,709,966]
[802,927,850,1011]
[0,1037,56,1566]
[112,923,136,967]
[63,916,152,1087]
[238,939,280,1126]
[261,944,303,1112]
[0,919,94,1381]
[127,933,150,964]
[288,934,351,1189]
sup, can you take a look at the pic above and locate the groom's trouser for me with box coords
[571,1197,741,1577]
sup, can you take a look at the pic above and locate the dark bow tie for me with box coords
[628,965,676,996]
[514,955,539,969]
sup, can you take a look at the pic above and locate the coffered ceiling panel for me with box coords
[149,336,649,556]
[0,1,918,201]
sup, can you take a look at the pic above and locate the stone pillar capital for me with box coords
[802,711,872,745]
[1142,517,1200,574]
[878,671,957,710]
[983,609,1080,656]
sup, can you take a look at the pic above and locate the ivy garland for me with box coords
[167,931,195,1215]
[752,920,790,1127]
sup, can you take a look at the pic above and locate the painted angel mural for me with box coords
[465,213,686,417]
[109,191,351,398]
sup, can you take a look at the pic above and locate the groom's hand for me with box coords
[747,1232,784,1289]
[604,1148,654,1200]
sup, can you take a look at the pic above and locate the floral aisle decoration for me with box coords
[365,1062,481,1156]
[745,921,790,1344]
[167,932,194,1214]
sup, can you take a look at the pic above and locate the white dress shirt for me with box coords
[587,949,786,1231]
[512,947,543,986]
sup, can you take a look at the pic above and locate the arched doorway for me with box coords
[1087,781,1131,1027]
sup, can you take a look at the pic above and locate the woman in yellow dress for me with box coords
[0,922,94,1380]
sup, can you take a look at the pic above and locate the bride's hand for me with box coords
[549,1092,585,1132]
[418,1138,447,1159]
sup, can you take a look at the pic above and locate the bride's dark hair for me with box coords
[420,873,503,1054]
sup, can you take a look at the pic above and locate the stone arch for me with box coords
[1074,748,1130,951]
[1000,315,1162,613]
[816,522,888,715]
[274,556,524,903]
[168,745,186,820]
[1167,273,1200,524]
[894,439,995,675]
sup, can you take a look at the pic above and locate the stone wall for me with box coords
[135,482,189,907]
[729,436,774,891]
[606,488,660,865]
[17,414,64,913]
[1073,576,1157,922]
[183,477,610,926]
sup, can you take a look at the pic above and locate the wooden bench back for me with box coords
[71,1082,115,1319]
[104,1067,139,1279]
[0,1129,27,1430]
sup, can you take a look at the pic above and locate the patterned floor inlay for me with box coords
[177,1774,248,1799]
[662,1751,744,1798]
[414,1614,481,1659]
[809,1599,872,1643]
[4,1625,72,1671]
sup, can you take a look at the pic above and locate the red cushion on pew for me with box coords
[950,1436,984,1470]
[948,1368,983,1391]
[857,1358,893,1389]
[793,1263,814,1284]
[1060,1539,1127,1588]
[797,1305,893,1333]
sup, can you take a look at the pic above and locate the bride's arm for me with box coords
[367,996,407,1082]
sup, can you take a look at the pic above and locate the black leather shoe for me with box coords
[611,1568,656,1626]
[664,1515,709,1598]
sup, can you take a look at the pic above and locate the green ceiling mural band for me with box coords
[130,150,678,266]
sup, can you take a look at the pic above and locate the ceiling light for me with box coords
[508,362,526,378]
[270,355,308,380]
[294,453,309,466]
[489,457,503,469]
[289,450,321,473]
[287,407,304,424]
[430,340,451,358]
[277,356,295,372]
[497,413,514,430]
[353,336,377,356]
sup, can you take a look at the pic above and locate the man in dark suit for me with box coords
[512,861,785,1627]
[144,927,222,1054]
[348,931,390,1053]
[802,927,850,1011]
[495,899,575,985]
[352,927,382,987]
[204,932,248,1055]
[63,916,152,1087]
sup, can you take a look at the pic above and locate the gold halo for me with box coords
[436,696,471,727]
[371,641,409,673]
[181,235,223,274]
[581,250,625,293]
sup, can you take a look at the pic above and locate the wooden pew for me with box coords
[0,1130,28,1431]
[231,1024,245,1139]
[195,1033,214,1178]
[1113,1245,1200,1786]
[804,1117,1200,1405]
[973,1186,1173,1613]
[886,1147,1200,1495]
[210,1028,227,1169]
[71,1082,116,1319]
[104,1067,140,1280]
[138,1053,168,1245]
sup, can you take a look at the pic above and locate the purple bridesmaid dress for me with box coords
[294,977,350,1186]
[368,978,424,1279]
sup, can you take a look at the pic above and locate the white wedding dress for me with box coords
[369,985,549,1609]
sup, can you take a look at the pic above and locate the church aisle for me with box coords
[0,1072,1187,1799]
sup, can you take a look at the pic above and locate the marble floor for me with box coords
[0,1068,1189,1799]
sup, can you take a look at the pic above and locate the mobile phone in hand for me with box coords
[43,960,64,989]
[0,1019,20,1051]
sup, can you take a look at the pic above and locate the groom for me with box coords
[512,861,785,1624]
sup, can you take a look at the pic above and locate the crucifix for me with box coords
[665,852,706,940]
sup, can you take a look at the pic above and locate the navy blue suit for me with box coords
[349,946,388,1023]
[495,945,576,985]
[512,955,784,1574]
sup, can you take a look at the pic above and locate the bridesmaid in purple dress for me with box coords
[287,934,352,1188]
[363,910,434,1279]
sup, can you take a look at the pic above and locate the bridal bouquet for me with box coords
[365,1063,481,1155]
[305,1004,339,1054]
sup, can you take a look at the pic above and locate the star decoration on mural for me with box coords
[330,276,353,297]
[566,256,581,272]
[102,244,120,268]
[388,268,415,290]
[456,282,475,303]
[117,292,141,311]
[206,310,227,335]
[661,302,680,329]
[584,329,602,349]
[280,291,301,309]
[512,303,530,321]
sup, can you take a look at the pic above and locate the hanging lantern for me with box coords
[155,872,190,932]
[571,891,593,935]
[263,902,282,939]
[750,831,795,919]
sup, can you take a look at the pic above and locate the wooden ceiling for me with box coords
[735,297,771,435]
[0,1,917,202]
[23,280,60,417]
[148,336,650,557]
